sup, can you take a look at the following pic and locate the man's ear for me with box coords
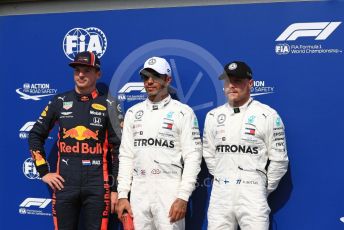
[248,79,253,88]
[97,70,102,79]
[165,75,172,84]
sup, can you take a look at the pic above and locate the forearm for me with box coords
[267,160,288,193]
[177,152,201,201]
[117,155,133,199]
[110,145,119,192]
[29,129,49,177]
[203,150,216,175]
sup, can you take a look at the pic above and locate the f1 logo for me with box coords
[276,22,341,41]
[19,121,36,132]
[118,82,146,93]
[20,198,51,208]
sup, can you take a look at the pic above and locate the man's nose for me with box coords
[78,71,85,77]
[146,76,154,83]
[228,81,236,88]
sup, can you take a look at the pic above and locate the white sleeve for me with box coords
[117,110,134,199]
[177,110,202,201]
[266,113,289,194]
[202,113,216,176]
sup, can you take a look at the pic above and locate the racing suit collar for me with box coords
[74,89,99,102]
[227,97,253,114]
[145,94,172,111]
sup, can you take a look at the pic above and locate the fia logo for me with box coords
[23,158,40,180]
[19,197,52,216]
[19,121,36,139]
[63,27,107,61]
[275,43,290,55]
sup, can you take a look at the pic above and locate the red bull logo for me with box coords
[59,142,103,154]
[103,184,110,217]
[63,126,99,141]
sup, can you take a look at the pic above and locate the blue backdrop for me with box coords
[1,1,344,229]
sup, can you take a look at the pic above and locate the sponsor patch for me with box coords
[63,101,73,110]
[245,128,256,136]
[217,114,226,124]
[82,160,91,166]
[31,150,46,166]
[162,122,173,130]
[91,103,106,111]
[40,106,48,117]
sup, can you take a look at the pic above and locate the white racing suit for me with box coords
[203,98,289,230]
[118,95,202,230]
